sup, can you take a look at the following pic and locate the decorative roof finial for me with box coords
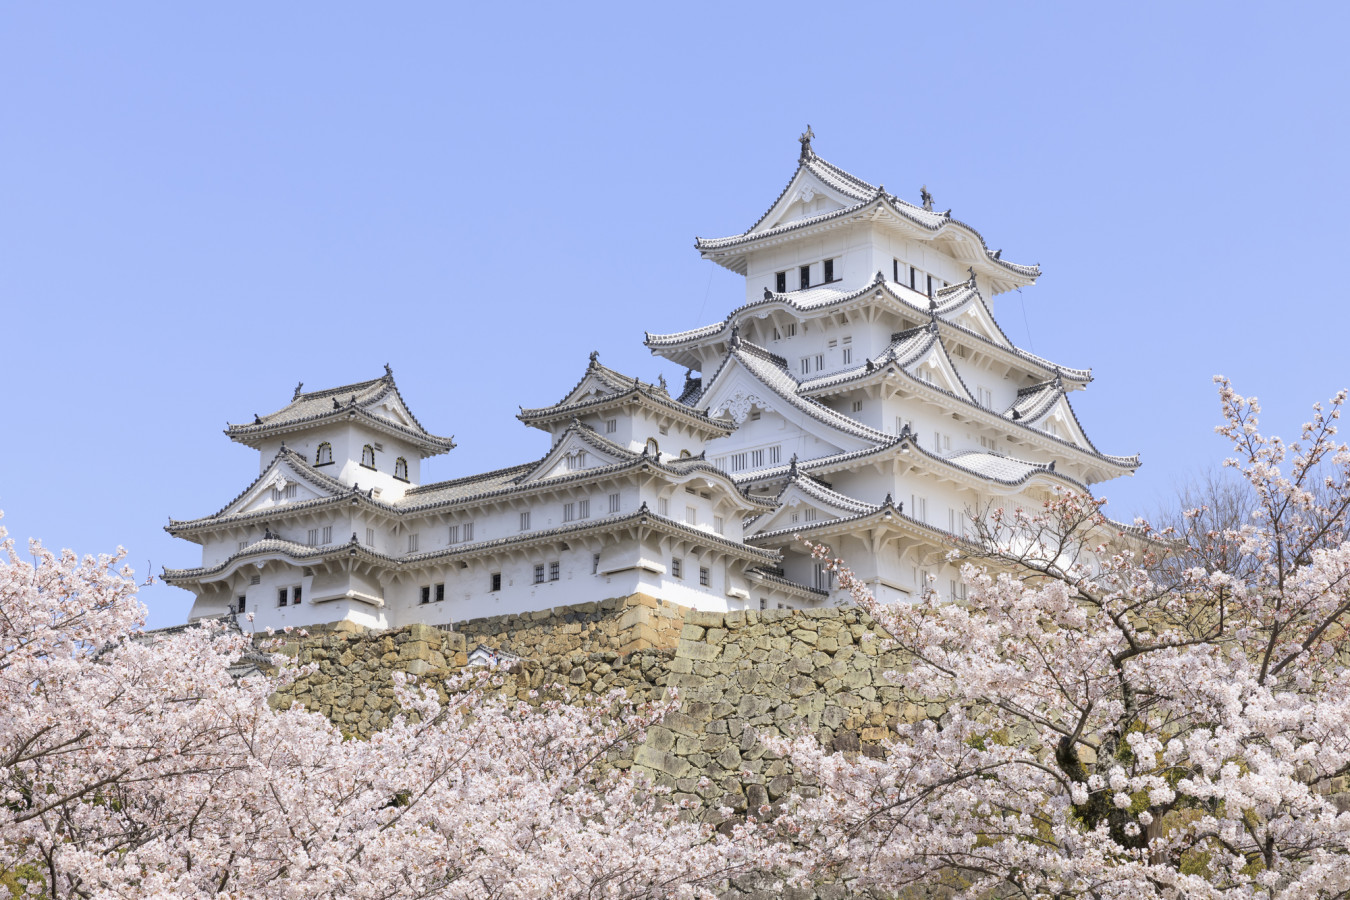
[383,363,392,378]
[993,249,1002,259]
[1047,460,1056,472]
[1012,408,1022,420]
[589,350,599,364]
[729,324,741,350]
[789,453,799,477]
[657,373,668,393]
[333,398,342,410]
[253,413,262,424]
[883,492,893,507]
[293,382,304,400]
[967,266,977,285]
[798,124,815,162]
[865,359,875,372]
[764,285,773,300]
[920,185,934,212]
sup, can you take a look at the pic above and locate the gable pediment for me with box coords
[901,339,974,403]
[1029,396,1090,448]
[558,372,622,407]
[226,457,340,518]
[745,480,872,537]
[755,170,858,234]
[520,430,630,484]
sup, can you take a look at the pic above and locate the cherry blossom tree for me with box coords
[777,379,1350,898]
[0,514,781,899]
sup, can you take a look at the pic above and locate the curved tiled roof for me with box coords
[518,356,730,435]
[646,275,1090,384]
[698,339,892,446]
[781,473,879,516]
[226,371,455,454]
[745,567,828,598]
[165,508,779,584]
[168,446,355,533]
[699,150,1038,283]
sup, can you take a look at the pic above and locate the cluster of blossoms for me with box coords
[773,380,1350,898]
[0,512,784,899]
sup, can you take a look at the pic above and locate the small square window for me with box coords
[852,400,863,412]
[606,419,618,434]
[435,583,445,602]
[672,558,683,579]
[533,564,545,585]
[549,561,560,582]
[420,586,431,605]
[278,588,288,608]
[490,572,502,592]
[699,567,710,587]
[775,271,786,293]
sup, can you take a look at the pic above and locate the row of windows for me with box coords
[669,557,711,587]
[350,444,408,480]
[521,494,621,532]
[775,257,838,293]
[892,258,948,297]
[271,484,298,502]
[715,445,782,473]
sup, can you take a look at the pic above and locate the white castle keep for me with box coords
[165,131,1138,631]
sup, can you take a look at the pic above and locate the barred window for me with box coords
[315,442,333,465]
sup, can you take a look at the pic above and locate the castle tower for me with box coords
[645,129,1138,602]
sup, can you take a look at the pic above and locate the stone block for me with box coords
[676,639,721,661]
[633,746,690,778]
[686,609,725,629]
[680,624,706,641]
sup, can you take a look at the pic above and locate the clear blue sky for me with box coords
[4,3,1348,627]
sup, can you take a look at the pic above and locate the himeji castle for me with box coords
[165,130,1138,631]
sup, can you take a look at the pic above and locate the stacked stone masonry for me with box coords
[265,595,941,898]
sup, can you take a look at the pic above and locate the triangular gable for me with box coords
[367,393,415,428]
[753,166,865,235]
[939,291,1012,349]
[518,427,633,484]
[1024,394,1093,449]
[897,332,975,403]
[555,370,625,408]
[222,454,343,519]
[745,479,873,537]
[697,350,875,456]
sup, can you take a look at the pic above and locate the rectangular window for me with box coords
[291,585,301,605]
[750,448,764,467]
[768,445,781,464]
[592,553,601,575]
[308,528,319,546]
[658,424,668,435]
[799,265,810,289]
[322,525,332,544]
[563,502,575,522]
[365,528,375,547]
[658,497,669,516]
[250,574,261,586]
[813,563,833,591]
[463,521,474,541]
[520,511,531,531]
[730,452,747,471]
[775,271,786,293]
[800,357,810,375]
[672,558,683,579]
[911,495,928,520]
[549,561,560,582]
[407,533,420,553]
[699,566,710,587]
[609,493,620,513]
[606,418,618,434]
[448,524,460,544]
[534,564,545,585]
[236,595,247,613]
[578,498,589,519]
[893,258,899,282]
[823,258,834,282]
[278,588,289,608]
[926,273,934,297]
[772,327,781,341]
[803,508,817,522]
[714,515,724,534]
[784,323,796,337]
[842,347,852,365]
[815,354,824,371]
[910,266,917,290]
[828,339,837,350]
[434,583,445,602]
[238,540,248,552]
[685,506,697,525]
[420,586,431,605]
[851,400,863,412]
[490,572,501,592]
